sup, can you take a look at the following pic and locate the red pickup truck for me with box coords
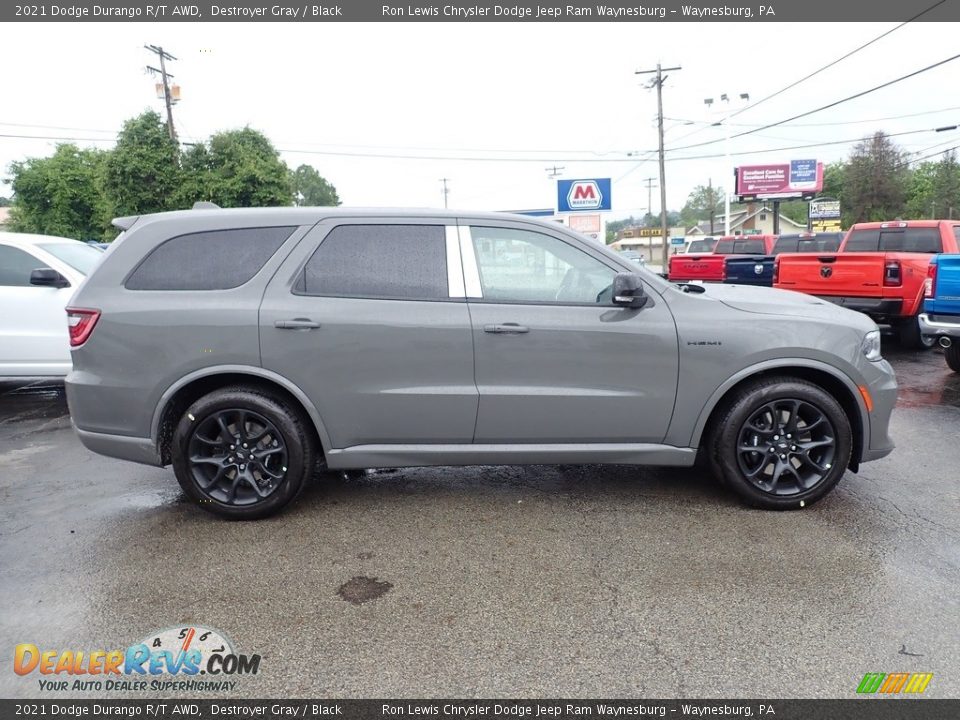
[774,220,960,348]
[668,235,777,283]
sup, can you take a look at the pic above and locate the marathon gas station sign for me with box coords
[557,178,612,212]
[735,160,824,201]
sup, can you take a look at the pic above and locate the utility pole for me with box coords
[643,177,658,221]
[439,178,450,209]
[145,44,178,141]
[545,165,565,179]
[637,63,681,270]
[708,178,715,235]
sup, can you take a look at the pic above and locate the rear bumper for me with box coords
[816,296,903,320]
[73,425,163,467]
[918,313,960,338]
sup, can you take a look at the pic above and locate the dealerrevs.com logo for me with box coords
[14,625,261,692]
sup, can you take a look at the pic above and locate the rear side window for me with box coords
[126,226,295,291]
[0,245,43,286]
[299,224,447,300]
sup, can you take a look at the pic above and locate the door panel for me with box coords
[258,220,478,449]
[0,245,73,375]
[463,223,679,444]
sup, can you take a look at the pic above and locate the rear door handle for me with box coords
[483,323,529,334]
[274,318,321,330]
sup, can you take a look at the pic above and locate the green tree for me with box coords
[680,184,724,230]
[6,144,108,240]
[842,132,909,223]
[178,127,293,208]
[906,151,960,219]
[291,164,341,206]
[102,110,182,217]
[0,196,10,207]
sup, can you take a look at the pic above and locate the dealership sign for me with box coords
[557,178,612,213]
[736,160,824,200]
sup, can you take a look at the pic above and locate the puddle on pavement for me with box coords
[337,576,393,605]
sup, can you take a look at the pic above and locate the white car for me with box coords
[0,232,104,378]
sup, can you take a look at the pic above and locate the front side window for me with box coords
[126,226,295,291]
[299,224,448,300]
[469,227,616,305]
[0,245,44,287]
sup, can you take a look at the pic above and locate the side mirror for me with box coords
[612,272,646,309]
[29,268,70,289]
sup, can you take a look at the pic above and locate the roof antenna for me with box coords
[192,201,220,210]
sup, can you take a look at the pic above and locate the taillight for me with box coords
[883,260,902,287]
[924,262,937,298]
[66,307,101,347]
[773,257,780,284]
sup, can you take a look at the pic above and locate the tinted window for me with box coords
[37,242,102,275]
[126,226,295,291]
[880,229,942,253]
[773,233,843,254]
[0,245,45,287]
[687,239,715,253]
[300,224,447,300]
[844,230,880,252]
[715,239,765,254]
[470,226,616,305]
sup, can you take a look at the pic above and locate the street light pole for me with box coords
[705,92,749,236]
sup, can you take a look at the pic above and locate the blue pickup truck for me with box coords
[724,232,843,287]
[919,253,960,372]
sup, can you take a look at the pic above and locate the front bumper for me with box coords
[860,357,898,463]
[918,313,960,339]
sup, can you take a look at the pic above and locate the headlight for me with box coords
[862,330,882,361]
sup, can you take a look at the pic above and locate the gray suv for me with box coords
[65,207,897,519]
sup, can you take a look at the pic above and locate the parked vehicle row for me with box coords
[775,221,960,349]
[725,233,843,287]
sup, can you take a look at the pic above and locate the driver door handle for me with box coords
[483,323,529,334]
[275,318,321,330]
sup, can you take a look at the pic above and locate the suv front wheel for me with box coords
[709,377,852,510]
[171,387,317,520]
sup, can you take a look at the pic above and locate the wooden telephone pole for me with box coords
[636,63,681,269]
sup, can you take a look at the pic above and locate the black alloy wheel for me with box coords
[187,408,289,506]
[736,399,836,496]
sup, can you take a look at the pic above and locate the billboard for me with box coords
[736,160,824,200]
[557,178,612,213]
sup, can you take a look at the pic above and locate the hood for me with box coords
[691,283,877,331]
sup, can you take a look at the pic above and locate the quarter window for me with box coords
[0,245,44,287]
[299,224,448,300]
[126,226,295,291]
[469,227,616,305]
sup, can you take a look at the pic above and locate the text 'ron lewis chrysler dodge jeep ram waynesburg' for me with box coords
[65,207,897,519]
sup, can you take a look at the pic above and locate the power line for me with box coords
[727,0,948,120]
[667,51,960,154]
[664,105,960,129]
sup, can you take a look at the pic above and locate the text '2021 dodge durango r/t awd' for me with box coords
[65,207,897,519]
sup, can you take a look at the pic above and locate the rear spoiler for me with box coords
[111,202,220,231]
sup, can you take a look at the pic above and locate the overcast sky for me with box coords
[1,21,958,219]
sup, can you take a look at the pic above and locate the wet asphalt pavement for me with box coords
[1,347,958,699]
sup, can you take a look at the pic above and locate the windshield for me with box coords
[37,242,103,276]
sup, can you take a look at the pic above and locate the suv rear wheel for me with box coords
[709,377,852,510]
[171,387,317,520]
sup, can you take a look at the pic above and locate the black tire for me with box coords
[946,343,960,373]
[171,386,317,520]
[709,376,852,510]
[899,315,936,350]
